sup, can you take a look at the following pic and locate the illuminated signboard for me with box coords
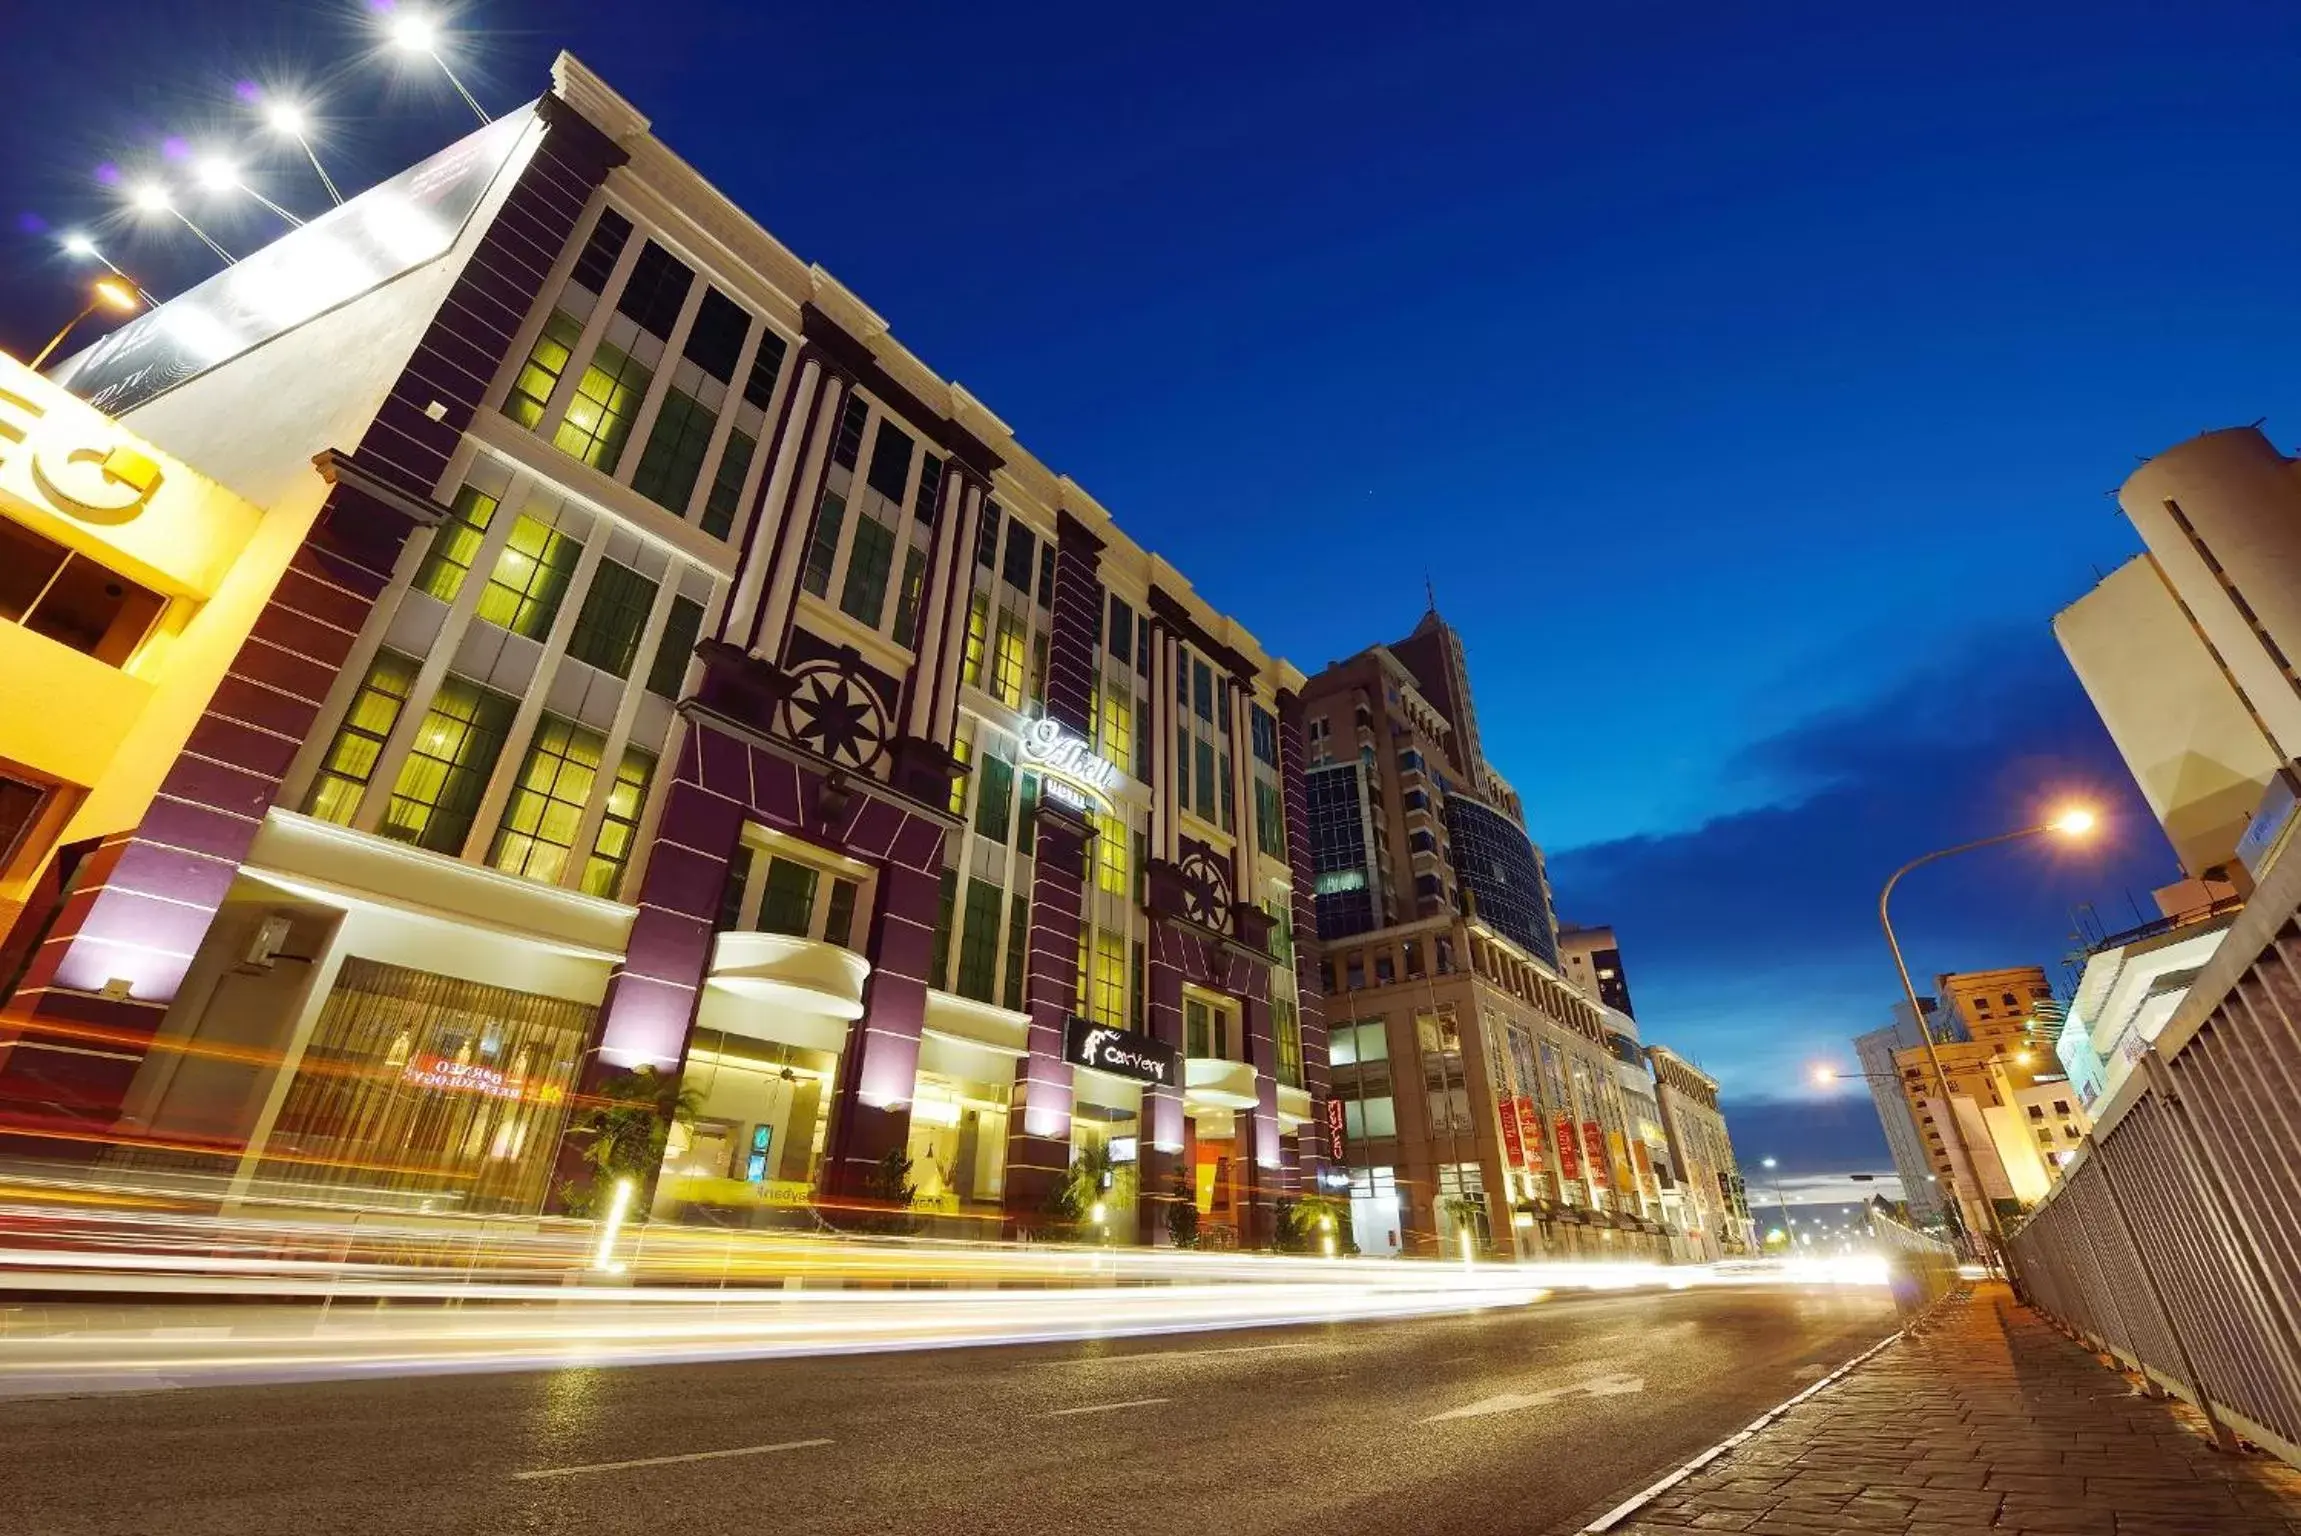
[1513,1097,1546,1174]
[1325,1096,1348,1163]
[55,110,536,415]
[1064,1016,1178,1087]
[1019,717,1125,812]
[401,1053,555,1102]
[1583,1122,1610,1188]
[1498,1101,1526,1167]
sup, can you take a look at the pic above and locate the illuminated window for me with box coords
[1093,929,1126,1028]
[1099,688,1132,773]
[989,606,1027,708]
[1003,893,1029,1011]
[839,514,896,627]
[381,677,517,854]
[700,429,755,540]
[800,490,845,597]
[303,650,418,826]
[581,746,655,898]
[646,595,705,700]
[413,484,501,603]
[489,714,605,885]
[1096,811,1129,896]
[1275,998,1303,1088]
[1186,997,1235,1060]
[553,337,654,471]
[503,310,579,429]
[961,592,989,689]
[956,877,1003,1002]
[474,515,581,639]
[949,732,972,817]
[565,559,659,679]
[629,389,717,513]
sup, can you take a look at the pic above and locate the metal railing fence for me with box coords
[1866,1206,1959,1314]
[2008,860,2301,1467]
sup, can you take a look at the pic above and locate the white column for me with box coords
[717,356,823,648]
[750,372,847,660]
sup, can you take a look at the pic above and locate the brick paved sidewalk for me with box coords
[1603,1282,2301,1536]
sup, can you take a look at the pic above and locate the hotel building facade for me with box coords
[1300,611,1723,1261]
[0,55,1328,1245]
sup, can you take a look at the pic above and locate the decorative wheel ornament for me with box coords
[1178,847,1233,932]
[777,657,890,772]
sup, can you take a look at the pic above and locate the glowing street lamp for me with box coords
[194,157,305,227]
[130,183,237,264]
[59,232,156,305]
[388,12,491,125]
[263,101,343,206]
[1880,804,2099,1268]
[30,277,140,370]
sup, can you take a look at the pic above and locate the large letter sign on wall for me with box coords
[1064,1016,1178,1087]
[1019,716,1125,812]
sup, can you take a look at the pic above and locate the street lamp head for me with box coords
[61,232,97,258]
[193,157,241,193]
[388,12,439,52]
[2050,807,2097,838]
[1810,1065,1838,1088]
[91,277,138,313]
[129,183,172,214]
[2015,1049,2035,1067]
[1761,1156,1778,1169]
[265,101,308,137]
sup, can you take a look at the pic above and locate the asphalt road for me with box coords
[0,1283,1895,1536]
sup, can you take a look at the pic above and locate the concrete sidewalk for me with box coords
[1602,1282,2301,1535]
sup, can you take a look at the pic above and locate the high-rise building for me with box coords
[1646,1045,1756,1260]
[2056,556,2283,880]
[1557,924,1634,1018]
[1852,1001,1945,1225]
[0,55,1330,1247]
[1301,609,1708,1262]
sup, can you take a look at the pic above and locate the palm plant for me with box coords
[560,1064,702,1218]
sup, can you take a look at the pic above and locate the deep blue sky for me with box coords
[9,0,2297,1192]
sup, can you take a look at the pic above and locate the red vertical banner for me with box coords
[1583,1122,1609,1188]
[1498,1102,1526,1167]
[1324,1097,1347,1164]
[1514,1098,1546,1174]
[1555,1117,1581,1181]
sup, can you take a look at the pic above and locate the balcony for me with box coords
[1186,1056,1259,1111]
[706,931,872,1021]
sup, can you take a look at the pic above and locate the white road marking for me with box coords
[1423,1373,1645,1423]
[1025,1341,1315,1368]
[1042,1397,1171,1418]
[513,1438,833,1479]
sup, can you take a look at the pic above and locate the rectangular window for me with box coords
[503,310,579,429]
[700,426,756,538]
[571,208,631,291]
[839,515,897,628]
[801,490,846,598]
[380,677,516,855]
[1096,811,1129,897]
[949,734,971,817]
[890,546,928,649]
[303,650,418,825]
[823,877,858,949]
[474,514,581,639]
[1028,632,1049,710]
[1175,725,1192,813]
[913,454,944,526]
[489,714,605,885]
[1193,659,1213,723]
[1251,705,1278,767]
[629,389,717,513]
[1093,929,1126,1029]
[976,502,1002,568]
[758,857,820,937]
[743,330,788,411]
[975,752,1014,844]
[682,288,750,381]
[646,595,705,700]
[1343,1097,1398,1140]
[961,593,990,688]
[1037,544,1056,607]
[552,337,654,471]
[1002,520,1037,594]
[989,607,1028,709]
[1254,780,1286,859]
[1099,689,1132,774]
[1016,772,1038,856]
[581,746,655,899]
[864,421,915,503]
[0,520,166,667]
[413,484,501,603]
[1275,998,1302,1088]
[1003,894,1029,1011]
[930,868,958,990]
[1194,740,1216,817]
[831,395,869,469]
[566,559,660,679]
[715,844,752,934]
[1219,752,1235,832]
[1108,597,1134,666]
[614,240,695,337]
[956,878,1004,1002]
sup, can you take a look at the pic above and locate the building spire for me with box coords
[1424,571,1437,615]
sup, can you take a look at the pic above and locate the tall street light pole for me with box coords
[30,278,141,370]
[1758,1155,1793,1245]
[1880,807,2096,1269]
